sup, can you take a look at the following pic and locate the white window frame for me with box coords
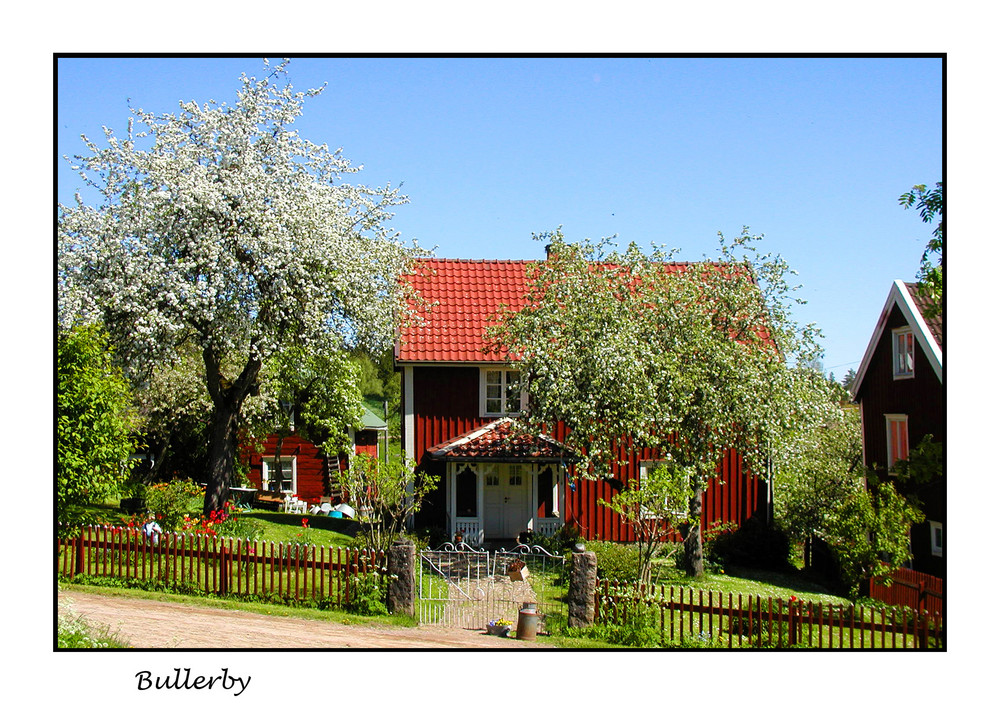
[638,461,688,519]
[479,367,527,417]
[892,326,915,379]
[929,521,943,557]
[885,414,909,475]
[262,456,297,494]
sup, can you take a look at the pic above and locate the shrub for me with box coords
[138,479,204,531]
[213,513,264,542]
[519,524,582,556]
[590,541,644,583]
[57,325,139,521]
[346,572,389,616]
[590,593,662,647]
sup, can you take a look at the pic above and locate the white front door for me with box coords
[483,464,532,539]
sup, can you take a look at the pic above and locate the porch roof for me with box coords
[427,418,576,463]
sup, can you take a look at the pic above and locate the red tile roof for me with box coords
[427,418,575,462]
[905,282,943,346]
[397,257,767,363]
[397,259,533,363]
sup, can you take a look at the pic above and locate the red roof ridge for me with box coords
[411,258,538,264]
[411,256,707,266]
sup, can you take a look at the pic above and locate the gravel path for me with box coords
[59,588,549,649]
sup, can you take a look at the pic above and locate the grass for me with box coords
[237,510,360,546]
[653,564,850,605]
[65,502,361,548]
[63,503,892,648]
[58,595,133,648]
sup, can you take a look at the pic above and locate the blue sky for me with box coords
[57,56,943,378]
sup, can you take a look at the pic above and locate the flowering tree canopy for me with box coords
[490,228,827,576]
[58,59,421,512]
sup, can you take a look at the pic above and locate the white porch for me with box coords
[447,461,566,547]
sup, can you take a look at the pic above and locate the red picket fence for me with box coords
[868,566,943,615]
[595,580,944,649]
[57,524,386,608]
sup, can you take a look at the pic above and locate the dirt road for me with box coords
[59,589,549,649]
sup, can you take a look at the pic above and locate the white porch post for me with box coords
[402,366,415,530]
[402,366,415,465]
[556,463,565,520]
[447,462,455,535]
[476,465,485,542]
[528,464,540,531]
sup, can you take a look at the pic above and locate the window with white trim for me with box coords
[481,368,525,416]
[262,456,297,493]
[929,521,943,557]
[885,415,909,475]
[892,327,915,379]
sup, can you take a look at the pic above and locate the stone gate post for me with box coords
[386,538,416,616]
[567,544,598,629]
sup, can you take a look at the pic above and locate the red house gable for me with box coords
[397,259,532,363]
[850,279,944,577]
[397,255,766,545]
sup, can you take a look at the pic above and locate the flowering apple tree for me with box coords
[490,228,826,576]
[59,59,421,513]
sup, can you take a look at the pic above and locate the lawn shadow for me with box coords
[725,565,844,597]
[246,511,363,537]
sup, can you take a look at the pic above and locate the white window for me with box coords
[892,327,915,379]
[638,461,688,518]
[262,456,297,493]
[929,521,943,557]
[480,368,525,416]
[885,415,909,475]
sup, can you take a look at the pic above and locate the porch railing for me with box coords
[453,518,483,546]
[531,517,562,537]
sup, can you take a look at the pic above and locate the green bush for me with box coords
[213,514,264,542]
[138,479,205,531]
[346,572,389,616]
[57,324,139,521]
[519,524,582,556]
[588,597,662,647]
[590,541,643,583]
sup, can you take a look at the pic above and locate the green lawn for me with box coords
[653,565,849,606]
[237,510,360,547]
[65,502,361,548]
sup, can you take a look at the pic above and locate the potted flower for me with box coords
[486,619,513,637]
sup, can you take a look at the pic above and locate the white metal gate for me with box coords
[418,543,566,630]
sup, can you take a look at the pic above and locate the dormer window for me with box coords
[481,368,525,416]
[892,327,915,379]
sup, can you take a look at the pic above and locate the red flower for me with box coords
[301,517,309,528]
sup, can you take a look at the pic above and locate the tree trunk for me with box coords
[204,399,241,514]
[202,346,262,515]
[682,476,705,577]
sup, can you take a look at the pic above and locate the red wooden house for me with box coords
[241,400,388,506]
[850,280,944,577]
[396,257,766,546]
